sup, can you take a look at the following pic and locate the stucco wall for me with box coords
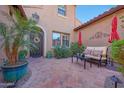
[22,5,76,56]
[74,9,124,47]
[75,19,82,27]
[0,6,10,62]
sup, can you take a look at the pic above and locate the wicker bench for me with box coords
[84,46,108,67]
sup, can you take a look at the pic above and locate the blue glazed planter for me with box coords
[1,62,28,82]
[46,55,52,59]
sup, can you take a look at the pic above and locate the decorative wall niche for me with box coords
[89,32,109,40]
[120,16,124,29]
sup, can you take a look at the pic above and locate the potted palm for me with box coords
[0,9,40,82]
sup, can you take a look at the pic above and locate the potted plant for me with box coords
[0,9,40,82]
[46,51,53,59]
[18,49,28,62]
[111,40,124,75]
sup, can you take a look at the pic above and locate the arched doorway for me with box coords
[30,29,44,58]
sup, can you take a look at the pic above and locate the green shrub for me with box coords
[54,46,62,59]
[62,47,73,58]
[54,46,72,59]
[117,66,124,75]
[111,40,124,75]
[111,40,124,65]
[53,42,85,59]
[70,42,85,56]
[46,51,53,58]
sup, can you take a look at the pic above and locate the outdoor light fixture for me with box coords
[111,75,122,88]
[32,12,40,23]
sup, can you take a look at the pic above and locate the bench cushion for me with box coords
[85,54,107,60]
[93,47,107,56]
[92,50,102,57]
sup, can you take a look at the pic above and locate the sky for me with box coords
[76,5,116,23]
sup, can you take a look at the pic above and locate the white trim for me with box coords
[36,24,47,57]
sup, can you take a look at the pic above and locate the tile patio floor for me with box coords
[20,57,121,88]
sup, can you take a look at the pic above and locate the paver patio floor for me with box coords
[20,57,121,88]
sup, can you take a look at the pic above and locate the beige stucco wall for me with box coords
[75,19,82,27]
[74,9,124,47]
[0,6,10,62]
[22,5,76,56]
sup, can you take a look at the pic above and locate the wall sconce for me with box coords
[32,12,40,23]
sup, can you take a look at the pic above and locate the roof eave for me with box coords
[74,5,124,31]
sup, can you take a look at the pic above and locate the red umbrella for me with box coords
[78,31,82,47]
[108,16,120,43]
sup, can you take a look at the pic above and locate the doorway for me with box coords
[30,29,44,57]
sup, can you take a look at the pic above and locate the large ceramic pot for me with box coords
[1,61,28,82]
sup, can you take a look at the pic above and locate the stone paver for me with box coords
[20,57,121,88]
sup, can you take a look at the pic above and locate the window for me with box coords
[58,5,66,16]
[52,32,61,47]
[52,32,70,47]
[62,34,70,47]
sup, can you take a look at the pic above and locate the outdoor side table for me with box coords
[72,53,92,69]
[72,53,84,63]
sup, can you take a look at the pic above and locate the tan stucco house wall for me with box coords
[0,5,80,58]
[22,5,77,56]
[0,6,10,61]
[74,8,124,47]
[75,19,82,27]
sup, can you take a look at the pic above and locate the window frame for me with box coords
[57,5,66,16]
[52,31,70,48]
[62,33,70,48]
[52,32,61,47]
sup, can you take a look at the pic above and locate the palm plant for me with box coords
[0,9,41,65]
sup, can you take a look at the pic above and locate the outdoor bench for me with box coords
[72,46,109,68]
[83,46,108,67]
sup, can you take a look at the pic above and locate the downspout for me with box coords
[17,5,27,19]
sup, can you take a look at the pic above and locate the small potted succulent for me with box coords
[18,50,28,62]
[0,9,40,82]
[46,51,53,59]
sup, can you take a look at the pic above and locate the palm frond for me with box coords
[0,8,41,64]
[0,23,7,37]
[19,39,38,49]
[0,41,5,49]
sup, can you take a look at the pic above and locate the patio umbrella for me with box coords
[108,16,120,43]
[78,31,82,47]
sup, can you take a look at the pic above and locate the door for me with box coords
[30,30,44,57]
